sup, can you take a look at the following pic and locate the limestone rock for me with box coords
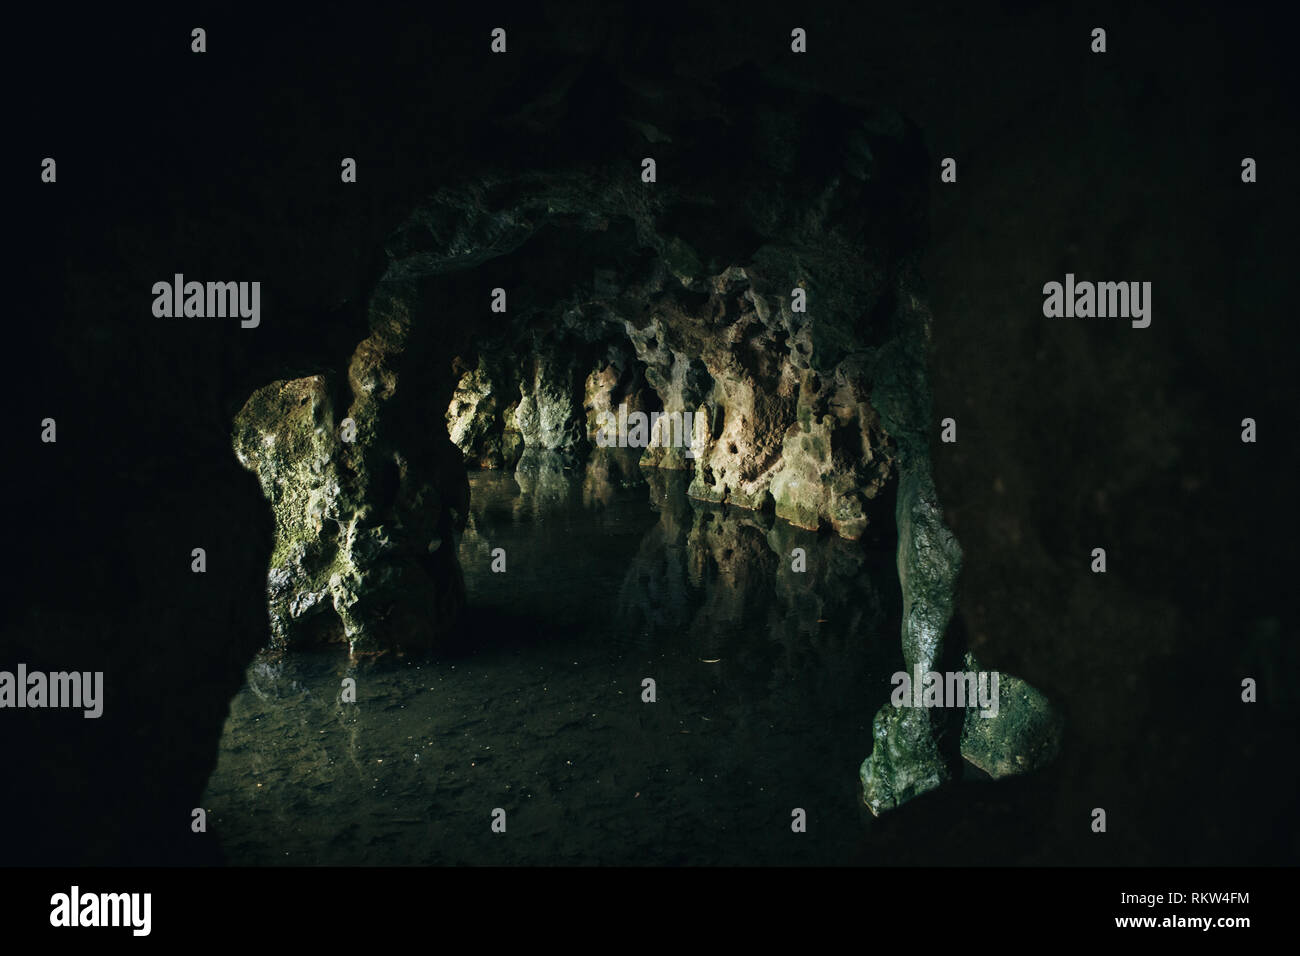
[228,62,1020,812]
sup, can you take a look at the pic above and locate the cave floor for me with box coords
[203,467,901,865]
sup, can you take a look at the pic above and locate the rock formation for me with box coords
[232,63,1060,811]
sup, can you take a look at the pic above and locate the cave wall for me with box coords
[230,63,1067,814]
[12,2,1294,865]
[233,71,936,656]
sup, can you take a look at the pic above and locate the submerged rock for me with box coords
[860,703,951,817]
[960,652,1065,778]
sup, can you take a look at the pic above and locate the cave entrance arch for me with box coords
[210,74,1037,864]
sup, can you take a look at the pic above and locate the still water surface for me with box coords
[203,460,900,864]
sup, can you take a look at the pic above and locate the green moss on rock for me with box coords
[960,651,1064,778]
[859,703,951,816]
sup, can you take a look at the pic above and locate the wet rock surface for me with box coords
[224,62,1045,811]
[13,4,1295,865]
[233,66,939,660]
[204,467,897,864]
[960,653,1064,780]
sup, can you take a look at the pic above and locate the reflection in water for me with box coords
[204,452,901,864]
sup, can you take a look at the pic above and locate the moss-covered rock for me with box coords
[234,290,468,652]
[960,651,1064,777]
[233,376,346,647]
[860,703,951,816]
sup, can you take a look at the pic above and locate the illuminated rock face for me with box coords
[230,65,1057,809]
[235,68,932,651]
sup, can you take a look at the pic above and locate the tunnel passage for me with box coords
[228,66,1060,820]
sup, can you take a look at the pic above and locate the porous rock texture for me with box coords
[232,65,1057,810]
[15,3,1289,868]
[236,66,929,648]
